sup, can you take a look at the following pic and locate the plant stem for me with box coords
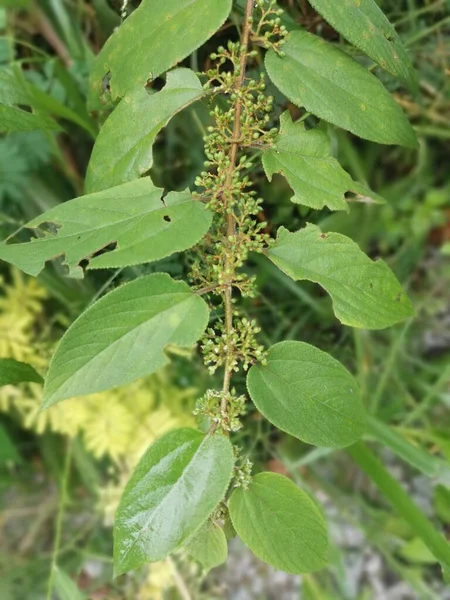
[220,0,254,416]
[46,439,72,600]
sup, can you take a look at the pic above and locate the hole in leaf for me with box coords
[91,241,118,258]
[163,215,171,223]
[147,76,165,91]
[102,71,111,93]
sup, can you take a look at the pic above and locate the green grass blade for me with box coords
[366,417,450,485]
[347,442,450,574]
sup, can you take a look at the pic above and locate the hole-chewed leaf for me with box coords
[0,177,212,278]
[89,0,232,105]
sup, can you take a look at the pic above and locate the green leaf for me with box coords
[0,423,22,464]
[0,67,30,105]
[267,224,414,329]
[399,538,438,565]
[86,69,205,193]
[247,341,365,448]
[114,428,234,576]
[0,177,212,277]
[90,0,232,102]
[42,273,209,408]
[185,520,228,572]
[52,566,87,600]
[348,442,450,572]
[307,0,418,91]
[263,112,383,211]
[0,67,59,133]
[265,31,417,148]
[435,486,450,524]
[0,358,43,386]
[0,104,59,133]
[229,472,328,573]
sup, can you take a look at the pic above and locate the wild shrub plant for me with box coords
[2,0,450,579]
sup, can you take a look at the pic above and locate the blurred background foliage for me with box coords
[0,0,449,598]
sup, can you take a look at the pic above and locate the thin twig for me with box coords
[35,9,72,68]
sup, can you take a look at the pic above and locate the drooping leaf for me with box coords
[262,112,384,211]
[86,69,205,193]
[114,428,234,576]
[267,224,414,329]
[247,341,365,448]
[185,520,228,572]
[0,177,212,277]
[307,0,418,91]
[90,0,232,102]
[0,358,43,386]
[265,31,417,148]
[229,472,328,573]
[42,273,210,408]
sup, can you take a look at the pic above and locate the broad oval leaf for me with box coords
[263,112,384,211]
[42,273,209,408]
[185,520,228,572]
[114,428,234,576]
[0,358,43,386]
[86,69,205,193]
[229,472,328,573]
[0,178,212,277]
[90,0,232,102]
[308,0,417,90]
[265,31,417,148]
[267,224,414,329]
[247,341,365,448]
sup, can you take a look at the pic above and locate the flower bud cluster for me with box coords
[202,315,267,375]
[251,0,289,55]
[194,389,247,433]
[233,446,253,489]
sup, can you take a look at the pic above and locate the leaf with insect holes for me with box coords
[0,67,59,133]
[86,69,206,193]
[114,428,234,576]
[89,0,232,104]
[229,472,328,573]
[308,0,418,91]
[247,341,365,447]
[0,358,43,386]
[265,31,417,148]
[0,177,212,277]
[267,224,414,329]
[41,273,210,407]
[262,112,385,211]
